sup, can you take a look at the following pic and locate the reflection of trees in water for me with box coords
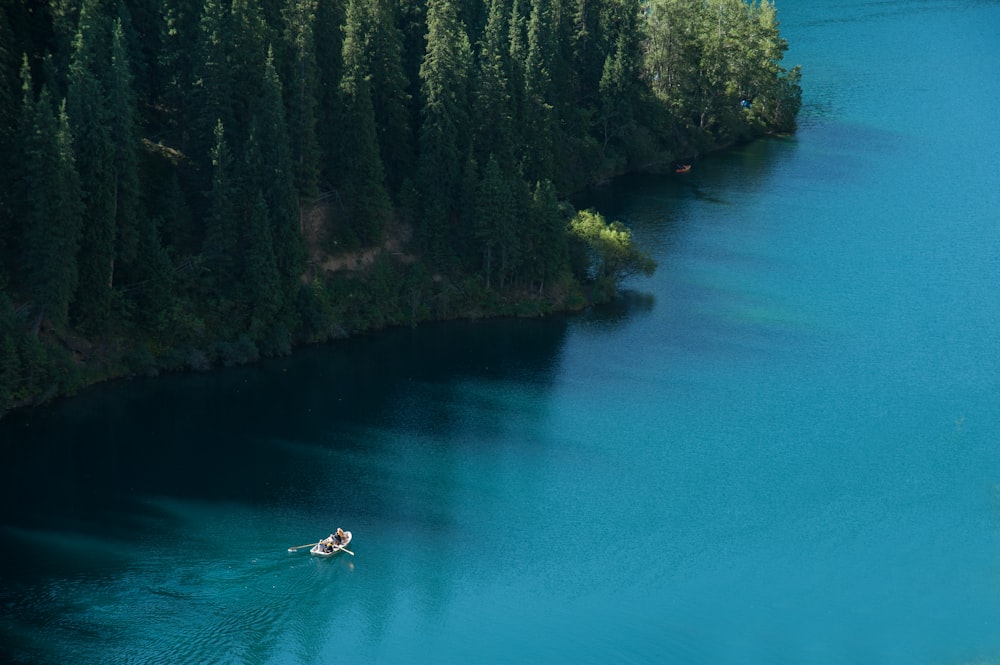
[580,290,657,329]
[0,316,570,533]
[0,316,572,658]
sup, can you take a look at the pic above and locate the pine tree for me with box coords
[417,0,473,265]
[202,121,240,300]
[254,48,304,305]
[108,17,141,271]
[190,0,234,181]
[472,0,516,172]
[593,0,642,154]
[522,0,558,184]
[241,187,282,341]
[129,210,174,335]
[313,0,346,187]
[157,0,202,138]
[66,3,116,328]
[280,0,321,201]
[17,60,83,332]
[507,0,529,154]
[229,0,269,149]
[570,0,605,108]
[473,156,517,289]
[338,0,391,244]
[368,0,413,198]
[397,0,428,144]
[597,30,636,156]
[529,178,568,291]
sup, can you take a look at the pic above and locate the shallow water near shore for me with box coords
[3,1,1000,663]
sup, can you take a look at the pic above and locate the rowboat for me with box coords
[675,164,692,173]
[310,529,352,557]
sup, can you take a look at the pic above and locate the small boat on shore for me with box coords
[310,529,353,557]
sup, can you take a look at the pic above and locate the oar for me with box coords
[287,542,319,552]
[334,546,355,556]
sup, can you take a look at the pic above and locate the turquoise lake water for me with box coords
[3,1,1000,662]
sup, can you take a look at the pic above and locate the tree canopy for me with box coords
[0,0,801,414]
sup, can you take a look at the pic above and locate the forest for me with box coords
[0,0,801,416]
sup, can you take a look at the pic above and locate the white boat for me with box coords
[310,529,352,557]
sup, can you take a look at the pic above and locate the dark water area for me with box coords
[3,1,1000,663]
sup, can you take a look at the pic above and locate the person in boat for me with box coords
[334,528,345,546]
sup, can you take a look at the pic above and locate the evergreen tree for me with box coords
[17,60,83,332]
[397,0,428,144]
[569,0,606,109]
[129,209,174,335]
[190,0,234,180]
[472,0,516,172]
[157,0,202,137]
[473,156,517,289]
[229,0,269,149]
[66,2,116,329]
[522,0,558,184]
[594,0,643,158]
[529,178,568,291]
[338,0,391,244]
[280,0,321,201]
[417,0,473,265]
[507,0,529,154]
[313,0,346,187]
[241,187,282,341]
[254,48,305,306]
[202,121,240,300]
[108,17,141,271]
[597,28,637,157]
[367,0,413,198]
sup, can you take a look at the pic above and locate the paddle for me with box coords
[287,542,319,552]
[334,546,355,556]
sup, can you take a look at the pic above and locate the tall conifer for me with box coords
[417,0,473,264]
[280,0,321,200]
[202,121,240,300]
[67,4,116,328]
[473,156,517,289]
[18,61,83,332]
[108,17,141,271]
[255,48,304,305]
[313,0,346,187]
[529,178,568,291]
[190,0,234,181]
[523,0,558,184]
[338,0,391,244]
[368,0,413,198]
[241,187,282,341]
[472,0,516,172]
